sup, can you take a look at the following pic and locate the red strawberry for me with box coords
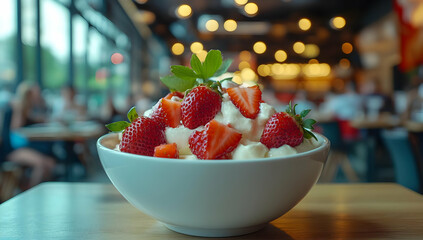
[181,86,222,129]
[164,91,184,100]
[189,120,242,159]
[151,98,181,128]
[119,117,166,156]
[260,103,316,148]
[227,85,262,119]
[154,143,179,158]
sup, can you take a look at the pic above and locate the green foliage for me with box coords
[160,50,232,93]
[105,121,130,132]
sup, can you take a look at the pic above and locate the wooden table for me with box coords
[1,182,422,240]
[14,121,106,180]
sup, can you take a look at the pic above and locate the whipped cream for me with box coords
[213,93,276,143]
[119,85,320,160]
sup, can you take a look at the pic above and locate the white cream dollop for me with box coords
[213,94,276,143]
[268,145,298,158]
[165,126,197,155]
[232,142,269,160]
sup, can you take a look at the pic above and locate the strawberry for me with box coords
[154,143,179,158]
[164,91,184,100]
[260,102,316,148]
[227,85,262,119]
[119,117,166,156]
[151,98,181,128]
[189,120,242,159]
[181,86,222,129]
[106,108,166,156]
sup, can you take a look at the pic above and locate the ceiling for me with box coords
[133,0,392,66]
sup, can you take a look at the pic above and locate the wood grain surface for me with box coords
[0,182,422,240]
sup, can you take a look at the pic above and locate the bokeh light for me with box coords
[342,42,353,54]
[298,18,311,31]
[257,64,271,77]
[293,42,305,54]
[244,2,258,16]
[274,50,287,62]
[196,50,208,62]
[238,61,251,70]
[234,0,248,6]
[253,41,266,54]
[301,44,320,58]
[111,53,124,64]
[331,16,346,29]
[224,19,237,32]
[339,58,351,69]
[205,19,219,32]
[176,4,192,19]
[171,43,184,55]
[190,42,203,54]
[239,50,252,61]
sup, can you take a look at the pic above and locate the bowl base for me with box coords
[163,222,266,237]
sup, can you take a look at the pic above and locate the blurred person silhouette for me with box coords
[361,79,395,119]
[319,81,362,141]
[52,85,87,123]
[11,82,48,128]
[10,82,54,155]
[100,96,124,124]
[2,99,55,188]
[403,71,423,122]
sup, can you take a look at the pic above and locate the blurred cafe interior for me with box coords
[1,0,423,202]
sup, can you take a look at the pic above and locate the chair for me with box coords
[381,129,421,193]
[318,121,360,182]
[0,104,23,202]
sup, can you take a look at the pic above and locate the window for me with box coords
[73,15,88,92]
[22,0,37,84]
[0,0,17,89]
[40,0,69,89]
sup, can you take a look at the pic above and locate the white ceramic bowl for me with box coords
[97,133,330,237]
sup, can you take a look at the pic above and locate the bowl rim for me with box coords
[97,132,330,164]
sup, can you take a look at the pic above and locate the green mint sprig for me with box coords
[160,50,232,93]
[105,107,138,132]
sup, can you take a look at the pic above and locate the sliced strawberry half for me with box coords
[227,85,262,119]
[188,120,242,160]
[151,98,182,128]
[154,143,179,158]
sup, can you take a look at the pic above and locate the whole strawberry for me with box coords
[181,86,222,129]
[106,107,166,156]
[260,102,316,148]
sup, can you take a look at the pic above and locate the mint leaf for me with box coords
[213,59,232,77]
[303,129,318,141]
[106,121,130,132]
[160,75,196,92]
[190,54,203,76]
[303,119,316,130]
[127,107,138,123]
[202,50,222,79]
[300,109,311,118]
[171,65,198,81]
